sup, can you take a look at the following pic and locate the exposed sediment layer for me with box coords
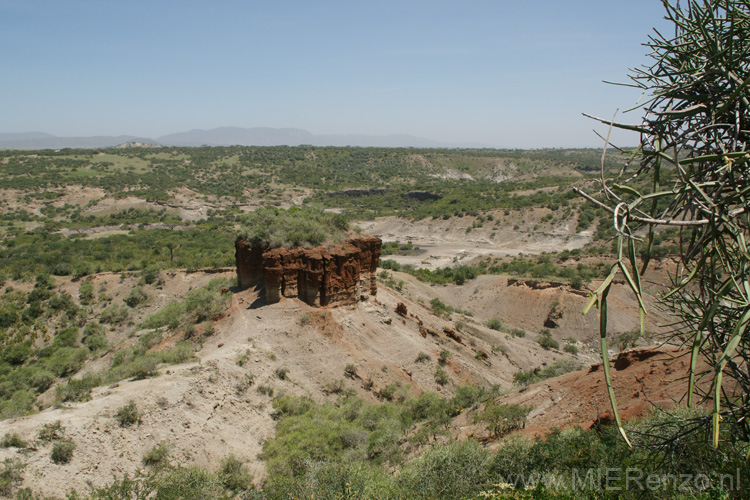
[235,235,381,307]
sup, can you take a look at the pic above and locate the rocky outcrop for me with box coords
[235,235,381,307]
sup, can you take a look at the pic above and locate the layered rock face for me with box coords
[235,235,381,307]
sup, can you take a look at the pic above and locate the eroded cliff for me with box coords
[235,235,381,307]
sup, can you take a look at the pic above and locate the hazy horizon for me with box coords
[1,1,670,148]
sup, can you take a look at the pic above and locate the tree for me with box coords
[578,0,749,449]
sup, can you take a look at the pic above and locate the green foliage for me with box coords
[438,349,451,365]
[344,363,357,378]
[396,440,490,500]
[218,455,253,491]
[0,458,25,497]
[141,277,230,331]
[50,439,76,464]
[115,400,140,427]
[78,281,95,305]
[414,352,430,363]
[100,303,129,325]
[0,433,27,449]
[537,330,559,350]
[275,368,289,381]
[124,286,147,308]
[486,317,506,332]
[434,366,449,385]
[142,441,171,466]
[37,421,65,442]
[238,206,348,249]
[55,373,102,403]
[81,322,108,352]
[563,343,579,355]
[430,298,452,318]
[152,465,223,499]
[579,0,750,449]
[510,328,526,338]
[513,360,582,387]
[475,402,532,437]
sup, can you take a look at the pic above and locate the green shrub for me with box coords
[115,400,140,427]
[219,455,253,491]
[125,286,148,308]
[140,267,161,285]
[238,206,348,249]
[430,298,451,318]
[510,328,526,338]
[0,433,27,449]
[100,303,129,325]
[154,465,223,499]
[415,352,430,363]
[2,342,32,365]
[55,372,102,403]
[275,367,289,381]
[434,366,449,385]
[127,355,160,380]
[44,346,89,377]
[38,421,65,442]
[78,281,95,305]
[397,440,490,499]
[438,349,451,365]
[563,344,579,355]
[537,331,559,350]
[156,341,194,364]
[50,439,76,464]
[143,441,171,466]
[486,317,505,331]
[475,402,532,437]
[513,360,582,387]
[0,458,25,497]
[81,322,108,351]
[344,364,357,378]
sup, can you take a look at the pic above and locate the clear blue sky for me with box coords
[1,0,671,148]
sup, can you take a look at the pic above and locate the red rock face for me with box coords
[235,235,381,307]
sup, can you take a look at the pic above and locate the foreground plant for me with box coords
[579,0,750,449]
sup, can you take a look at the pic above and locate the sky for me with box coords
[0,0,673,148]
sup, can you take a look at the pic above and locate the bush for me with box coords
[486,317,505,332]
[55,372,102,403]
[434,366,449,385]
[154,465,223,500]
[397,440,490,499]
[115,400,140,427]
[475,402,532,437]
[143,441,171,466]
[344,364,357,378]
[219,454,253,491]
[537,331,559,350]
[82,322,108,351]
[124,286,147,308]
[156,341,194,364]
[38,421,65,442]
[50,439,76,464]
[100,303,129,325]
[564,344,579,355]
[438,349,451,365]
[44,346,89,377]
[510,328,526,338]
[415,352,430,363]
[78,281,95,305]
[513,360,582,387]
[238,206,348,249]
[0,458,25,497]
[0,433,27,449]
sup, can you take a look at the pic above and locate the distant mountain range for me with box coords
[0,127,487,150]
